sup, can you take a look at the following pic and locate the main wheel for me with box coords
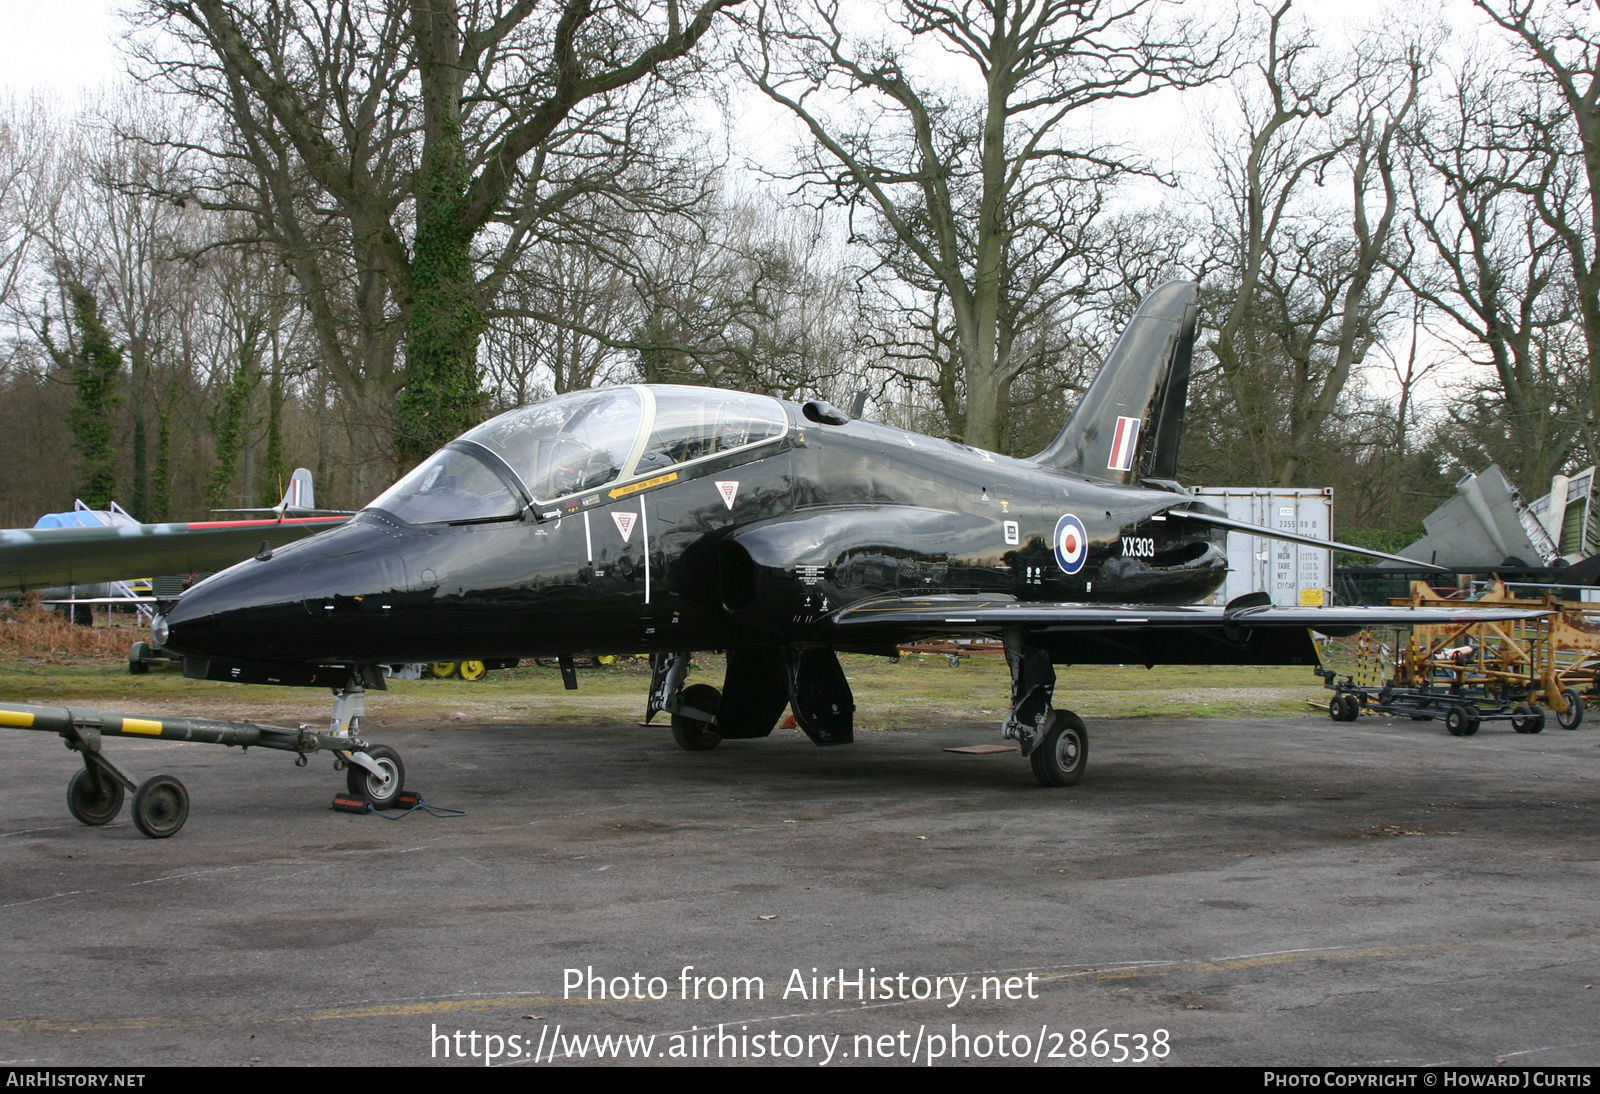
[670,684,722,751]
[128,641,150,675]
[428,662,458,679]
[1445,706,1480,737]
[457,660,487,681]
[131,775,189,839]
[346,745,405,808]
[1557,689,1584,729]
[1030,710,1088,788]
[1512,704,1546,734]
[67,767,124,826]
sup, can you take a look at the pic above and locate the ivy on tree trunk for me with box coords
[152,401,173,523]
[258,360,288,507]
[394,117,485,465]
[63,284,123,510]
[207,356,256,510]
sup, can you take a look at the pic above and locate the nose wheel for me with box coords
[346,745,406,808]
[671,684,723,751]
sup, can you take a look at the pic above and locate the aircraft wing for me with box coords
[827,595,1548,666]
[0,515,349,594]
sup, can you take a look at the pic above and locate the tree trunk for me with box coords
[395,116,484,465]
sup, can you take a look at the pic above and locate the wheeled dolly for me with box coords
[0,698,405,838]
[1316,670,1548,737]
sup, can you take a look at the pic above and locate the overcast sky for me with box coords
[0,0,123,99]
[0,0,1528,407]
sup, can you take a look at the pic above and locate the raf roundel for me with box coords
[1054,513,1089,575]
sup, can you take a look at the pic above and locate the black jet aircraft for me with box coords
[152,281,1533,792]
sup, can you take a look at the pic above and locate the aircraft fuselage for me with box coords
[160,400,1227,669]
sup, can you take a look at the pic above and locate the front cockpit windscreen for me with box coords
[366,445,524,525]
[461,387,644,502]
[365,386,786,523]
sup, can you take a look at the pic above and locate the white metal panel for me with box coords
[1194,487,1333,607]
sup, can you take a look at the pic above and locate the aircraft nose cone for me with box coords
[160,518,409,663]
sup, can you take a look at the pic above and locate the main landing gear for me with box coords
[646,640,1084,788]
[0,675,407,838]
[646,646,851,752]
[1004,628,1088,788]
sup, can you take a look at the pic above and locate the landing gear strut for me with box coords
[1003,628,1088,788]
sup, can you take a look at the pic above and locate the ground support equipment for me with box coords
[0,699,404,837]
[1394,580,1592,727]
[1316,668,1544,736]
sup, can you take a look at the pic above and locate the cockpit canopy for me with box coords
[366,385,789,526]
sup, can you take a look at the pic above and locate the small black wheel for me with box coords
[67,767,124,826]
[1557,689,1584,730]
[1511,704,1546,734]
[670,684,722,751]
[1342,694,1361,721]
[1328,696,1345,721]
[128,641,150,675]
[131,775,189,839]
[347,746,405,808]
[1030,710,1089,788]
[1445,706,1480,737]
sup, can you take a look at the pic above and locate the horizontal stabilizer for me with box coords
[1164,508,1446,571]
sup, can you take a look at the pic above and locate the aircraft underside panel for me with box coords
[1031,627,1320,666]
[717,646,790,739]
[782,646,855,745]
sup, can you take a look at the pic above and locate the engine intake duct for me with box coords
[717,506,997,637]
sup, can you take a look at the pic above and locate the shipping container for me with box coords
[1193,487,1333,608]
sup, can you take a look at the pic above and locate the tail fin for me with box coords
[280,468,315,512]
[1031,280,1198,484]
[208,468,319,516]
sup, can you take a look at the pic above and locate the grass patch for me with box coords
[0,641,1329,730]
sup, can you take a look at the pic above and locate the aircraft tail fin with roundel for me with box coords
[1030,280,1198,486]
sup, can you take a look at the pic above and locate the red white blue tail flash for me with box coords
[1108,416,1141,472]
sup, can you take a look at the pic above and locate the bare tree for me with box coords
[133,0,742,470]
[1472,0,1600,465]
[1400,52,1575,494]
[1198,1,1421,486]
[741,0,1223,451]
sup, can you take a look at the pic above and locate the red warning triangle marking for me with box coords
[715,481,740,510]
[611,511,637,542]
